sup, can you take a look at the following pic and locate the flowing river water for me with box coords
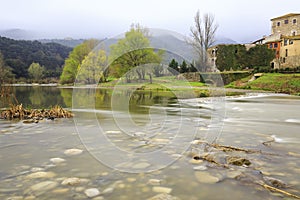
[0,86,300,200]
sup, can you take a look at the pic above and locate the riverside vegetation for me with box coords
[0,104,73,122]
[227,73,300,95]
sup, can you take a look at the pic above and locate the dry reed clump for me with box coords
[0,104,73,121]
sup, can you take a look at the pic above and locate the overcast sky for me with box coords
[1,0,299,42]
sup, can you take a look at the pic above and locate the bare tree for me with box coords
[187,10,218,71]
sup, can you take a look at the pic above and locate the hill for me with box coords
[0,29,38,40]
[39,38,85,48]
[0,36,72,78]
[100,33,237,65]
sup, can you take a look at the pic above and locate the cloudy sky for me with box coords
[1,0,299,42]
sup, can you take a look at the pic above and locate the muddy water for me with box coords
[0,87,300,200]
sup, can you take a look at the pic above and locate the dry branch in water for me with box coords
[257,182,300,199]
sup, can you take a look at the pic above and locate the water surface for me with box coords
[0,86,300,200]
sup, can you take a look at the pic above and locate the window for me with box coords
[292,31,296,36]
[293,19,297,24]
[289,40,294,45]
[284,19,289,24]
[277,22,280,26]
[274,43,278,48]
[284,39,288,46]
[269,43,273,48]
[283,57,286,63]
[285,49,288,57]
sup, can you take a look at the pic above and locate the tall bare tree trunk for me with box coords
[187,10,218,72]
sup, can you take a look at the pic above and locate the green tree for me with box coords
[215,45,240,71]
[109,24,163,82]
[76,50,108,84]
[28,62,45,82]
[247,45,275,68]
[60,39,99,84]
[168,59,179,71]
[180,60,188,73]
[0,52,14,84]
[215,44,275,71]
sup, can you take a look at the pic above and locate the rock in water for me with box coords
[148,179,161,186]
[26,171,56,179]
[147,193,180,200]
[226,170,242,179]
[84,188,100,198]
[226,156,251,166]
[193,166,207,171]
[152,186,172,194]
[61,177,81,186]
[29,181,58,196]
[132,162,151,169]
[50,157,66,164]
[194,171,219,184]
[102,187,114,195]
[64,149,83,156]
[263,176,287,188]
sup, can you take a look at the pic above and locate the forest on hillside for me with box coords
[0,36,72,79]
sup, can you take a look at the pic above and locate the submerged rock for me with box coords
[226,170,242,179]
[148,179,162,186]
[52,188,69,194]
[152,186,172,194]
[193,165,207,171]
[226,156,251,166]
[30,167,44,172]
[263,176,288,188]
[50,157,66,164]
[64,149,83,156]
[5,196,23,200]
[84,188,100,198]
[102,187,114,195]
[194,171,219,184]
[132,162,150,169]
[29,181,58,196]
[26,171,56,179]
[147,193,180,200]
[61,177,81,186]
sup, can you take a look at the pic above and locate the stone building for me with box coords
[209,13,300,70]
[271,13,300,36]
[262,13,300,69]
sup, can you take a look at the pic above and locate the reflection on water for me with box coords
[0,87,300,200]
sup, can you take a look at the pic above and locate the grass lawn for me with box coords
[226,73,300,95]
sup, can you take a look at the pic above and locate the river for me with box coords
[0,86,300,200]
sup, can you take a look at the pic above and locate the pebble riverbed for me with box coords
[0,94,300,200]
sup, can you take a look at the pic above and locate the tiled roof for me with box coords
[271,13,300,21]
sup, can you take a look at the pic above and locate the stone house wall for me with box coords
[271,14,300,36]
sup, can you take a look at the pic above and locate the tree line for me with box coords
[1,10,278,85]
[60,24,165,84]
[0,36,71,79]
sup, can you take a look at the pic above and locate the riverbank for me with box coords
[6,73,299,97]
[226,73,300,95]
